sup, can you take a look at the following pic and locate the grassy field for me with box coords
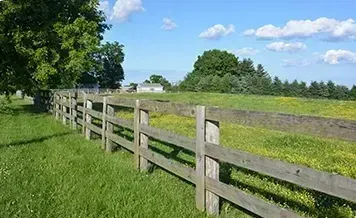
[110,92,356,217]
[0,98,248,218]
[2,94,356,217]
[116,92,356,120]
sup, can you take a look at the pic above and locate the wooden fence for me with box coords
[39,90,356,218]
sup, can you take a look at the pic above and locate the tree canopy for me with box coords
[0,0,111,95]
[178,49,355,101]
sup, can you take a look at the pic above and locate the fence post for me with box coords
[82,93,87,135]
[62,95,67,125]
[72,92,77,130]
[196,106,206,211]
[68,92,72,129]
[85,98,92,140]
[140,108,150,171]
[101,97,107,150]
[205,119,220,215]
[106,103,115,152]
[134,99,140,169]
[55,93,60,120]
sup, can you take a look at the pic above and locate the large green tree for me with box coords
[96,42,125,88]
[144,74,172,90]
[0,0,108,95]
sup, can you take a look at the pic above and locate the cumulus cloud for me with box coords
[199,24,235,39]
[322,49,356,64]
[162,18,177,30]
[111,0,144,22]
[233,48,260,56]
[266,42,307,53]
[99,1,110,15]
[244,17,356,41]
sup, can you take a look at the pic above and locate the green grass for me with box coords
[111,92,356,217]
[0,98,249,218]
[116,92,356,120]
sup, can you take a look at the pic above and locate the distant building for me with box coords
[137,83,164,93]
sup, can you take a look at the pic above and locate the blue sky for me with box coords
[99,0,356,87]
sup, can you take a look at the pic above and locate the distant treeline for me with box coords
[165,49,356,100]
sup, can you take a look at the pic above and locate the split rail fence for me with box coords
[38,90,356,218]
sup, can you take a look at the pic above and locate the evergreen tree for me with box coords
[309,81,320,98]
[220,73,234,93]
[271,77,283,96]
[327,80,336,99]
[350,85,356,100]
[289,80,300,97]
[318,81,330,99]
[334,85,350,100]
[282,80,291,96]
[299,81,308,98]
[238,58,255,77]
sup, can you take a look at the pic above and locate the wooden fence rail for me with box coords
[37,90,356,218]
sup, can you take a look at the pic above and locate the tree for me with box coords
[327,80,336,99]
[0,0,109,95]
[289,80,301,97]
[282,80,291,96]
[271,77,283,96]
[350,85,356,100]
[129,83,138,90]
[333,85,350,100]
[238,58,255,77]
[145,74,172,90]
[309,81,320,98]
[318,81,329,99]
[299,81,308,98]
[96,42,125,88]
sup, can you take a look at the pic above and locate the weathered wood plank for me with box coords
[55,94,60,120]
[105,115,134,130]
[140,100,196,117]
[82,94,87,135]
[140,109,150,171]
[62,96,67,125]
[85,99,93,140]
[86,122,102,135]
[206,107,356,142]
[84,108,103,120]
[102,97,107,150]
[205,119,220,215]
[86,94,104,103]
[195,106,206,211]
[77,105,83,112]
[106,104,115,152]
[139,124,195,152]
[205,142,356,203]
[72,92,77,129]
[139,147,196,184]
[68,92,72,129]
[107,97,136,108]
[205,177,302,218]
[106,131,134,152]
[134,100,140,169]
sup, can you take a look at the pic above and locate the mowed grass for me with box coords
[0,98,249,218]
[112,92,356,217]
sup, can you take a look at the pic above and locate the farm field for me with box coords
[112,92,356,217]
[0,98,246,218]
[116,92,356,120]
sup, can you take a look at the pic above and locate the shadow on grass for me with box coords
[0,132,72,149]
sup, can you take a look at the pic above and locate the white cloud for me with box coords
[242,29,255,36]
[322,49,356,64]
[266,42,307,53]
[234,48,260,56]
[282,59,311,67]
[244,17,356,41]
[199,24,235,39]
[162,18,177,30]
[111,0,144,22]
[99,1,110,15]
